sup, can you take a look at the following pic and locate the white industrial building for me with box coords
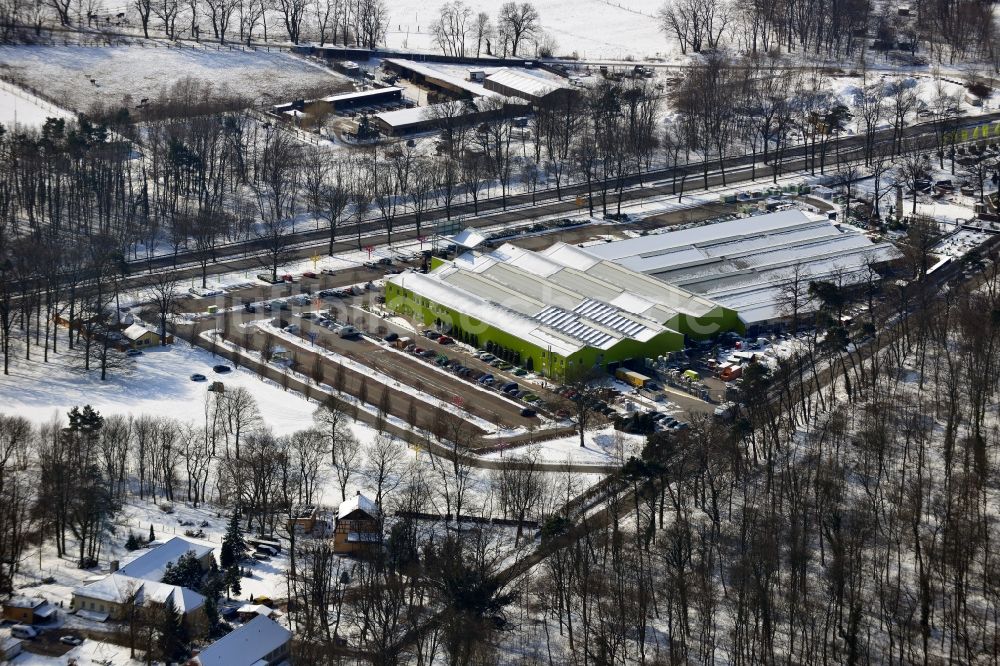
[583,210,902,325]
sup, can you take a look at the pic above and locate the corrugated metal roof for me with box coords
[484,69,567,99]
[583,210,903,324]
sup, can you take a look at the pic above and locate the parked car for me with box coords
[243,303,257,313]
[377,257,393,265]
[477,374,495,384]
[338,325,361,339]
[284,324,300,334]
[363,261,378,269]
[384,332,399,343]
[420,349,436,358]
[213,364,231,374]
[520,408,537,417]
[438,336,454,344]
[126,349,143,357]
[190,373,207,382]
[11,625,38,640]
[59,636,83,646]
[302,270,318,279]
[500,381,518,393]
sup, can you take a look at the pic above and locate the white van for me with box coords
[11,625,38,639]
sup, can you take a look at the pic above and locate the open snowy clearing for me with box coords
[0,80,72,129]
[0,44,350,113]
[0,337,317,434]
[383,0,672,60]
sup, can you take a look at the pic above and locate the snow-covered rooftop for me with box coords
[117,536,213,580]
[388,242,727,356]
[583,210,902,324]
[338,492,380,520]
[195,615,291,666]
[385,58,499,98]
[3,596,46,608]
[448,227,487,249]
[484,68,569,99]
[236,603,275,617]
[73,574,206,614]
[123,323,152,341]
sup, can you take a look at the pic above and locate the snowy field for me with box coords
[0,337,317,434]
[383,0,671,60]
[484,425,644,465]
[0,82,71,129]
[0,44,350,113]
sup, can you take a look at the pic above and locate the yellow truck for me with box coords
[616,368,652,388]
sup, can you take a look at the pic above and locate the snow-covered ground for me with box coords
[10,638,140,665]
[0,80,72,129]
[382,0,671,60]
[0,337,316,434]
[482,425,644,465]
[0,44,349,113]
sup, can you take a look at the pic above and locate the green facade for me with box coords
[667,307,746,340]
[386,280,704,379]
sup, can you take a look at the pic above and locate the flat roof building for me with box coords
[583,210,902,325]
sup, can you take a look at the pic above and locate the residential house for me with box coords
[71,573,207,633]
[71,536,214,634]
[2,597,57,625]
[235,603,278,622]
[193,614,292,666]
[123,322,170,348]
[116,536,215,580]
[333,493,381,555]
[286,505,331,536]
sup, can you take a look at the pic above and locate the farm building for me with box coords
[271,86,404,117]
[382,58,497,100]
[385,243,742,378]
[372,96,528,136]
[583,210,903,327]
[483,69,573,104]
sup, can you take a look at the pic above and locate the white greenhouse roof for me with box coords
[195,615,291,666]
[388,242,730,356]
[583,210,902,324]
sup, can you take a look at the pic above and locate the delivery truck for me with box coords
[616,368,652,388]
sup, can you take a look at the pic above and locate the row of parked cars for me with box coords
[650,411,689,432]
[391,336,541,417]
